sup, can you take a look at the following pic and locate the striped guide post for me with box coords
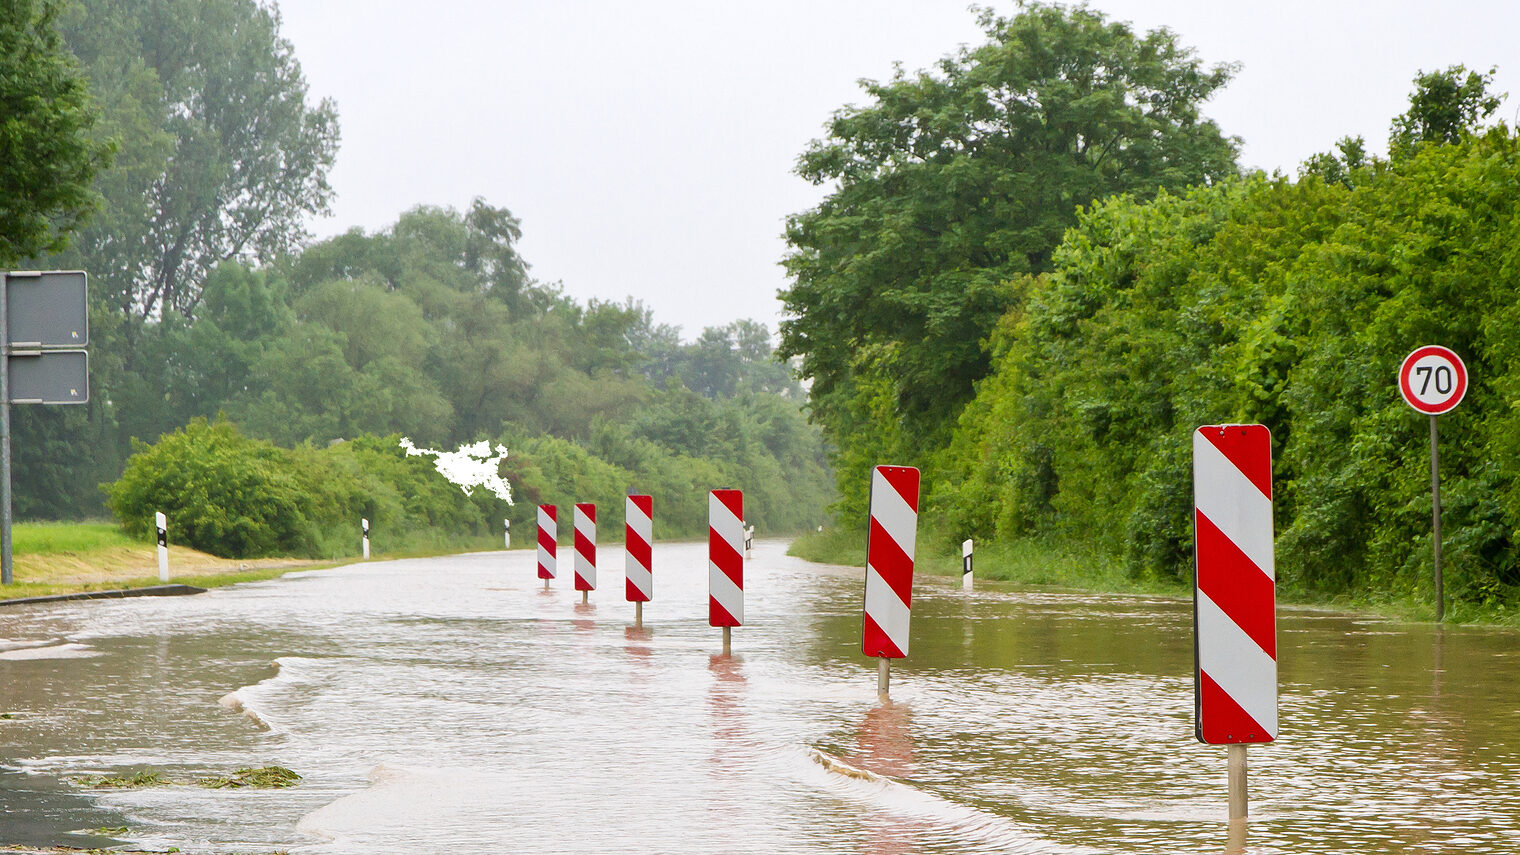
[862,466,920,696]
[574,502,597,599]
[961,538,973,591]
[1193,424,1276,821]
[155,512,169,582]
[361,518,370,560]
[709,489,744,652]
[626,495,653,626]
[537,505,557,587]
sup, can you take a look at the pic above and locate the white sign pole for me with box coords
[961,538,973,590]
[155,511,169,582]
[361,518,370,560]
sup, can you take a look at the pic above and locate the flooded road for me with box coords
[2,540,1519,853]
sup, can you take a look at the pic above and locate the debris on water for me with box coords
[71,766,300,790]
[73,769,170,789]
[197,766,301,789]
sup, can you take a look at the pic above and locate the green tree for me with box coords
[0,0,110,264]
[779,2,1238,514]
[55,0,340,320]
[1390,65,1502,158]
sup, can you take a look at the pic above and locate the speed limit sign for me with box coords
[1399,345,1467,415]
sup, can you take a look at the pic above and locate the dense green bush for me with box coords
[105,420,511,558]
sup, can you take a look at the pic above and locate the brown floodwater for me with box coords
[1,540,1518,853]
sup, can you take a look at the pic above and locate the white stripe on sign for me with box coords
[864,564,912,655]
[709,495,743,542]
[709,559,743,623]
[1193,433,1275,580]
[1197,589,1278,738]
[869,469,919,563]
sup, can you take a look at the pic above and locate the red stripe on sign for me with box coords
[538,527,556,553]
[862,612,905,659]
[1199,670,1274,744]
[877,466,921,512]
[867,517,914,608]
[709,597,740,627]
[1199,425,1272,500]
[709,529,743,585]
[712,488,743,520]
[575,529,594,562]
[629,494,652,517]
[1196,510,1276,658]
[626,529,651,572]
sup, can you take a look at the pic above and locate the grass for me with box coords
[789,527,1188,596]
[791,527,1520,627]
[73,770,170,789]
[12,521,136,555]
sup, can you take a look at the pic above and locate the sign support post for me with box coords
[1,273,10,585]
[1398,345,1467,623]
[1430,415,1443,622]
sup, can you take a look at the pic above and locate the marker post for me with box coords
[961,538,973,591]
[503,518,510,549]
[361,518,370,559]
[155,512,169,582]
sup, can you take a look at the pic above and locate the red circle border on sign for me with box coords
[1399,345,1468,415]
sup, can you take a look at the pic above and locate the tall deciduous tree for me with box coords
[55,0,339,320]
[0,0,110,264]
[778,3,1239,503]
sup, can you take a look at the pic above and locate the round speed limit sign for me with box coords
[1399,345,1468,415]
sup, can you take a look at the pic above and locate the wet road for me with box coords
[2,540,1519,853]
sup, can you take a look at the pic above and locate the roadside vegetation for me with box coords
[779,4,1520,623]
[0,0,833,577]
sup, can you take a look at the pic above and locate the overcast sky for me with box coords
[276,1,1520,340]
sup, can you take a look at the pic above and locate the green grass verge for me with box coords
[11,521,138,554]
[790,527,1520,627]
[789,527,1187,596]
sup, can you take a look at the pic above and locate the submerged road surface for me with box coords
[2,540,1519,853]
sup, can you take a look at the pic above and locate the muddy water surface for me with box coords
[2,540,1518,853]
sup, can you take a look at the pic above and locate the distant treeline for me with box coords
[780,4,1520,612]
[1,0,833,554]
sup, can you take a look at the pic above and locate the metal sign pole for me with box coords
[1430,414,1443,623]
[1,272,10,585]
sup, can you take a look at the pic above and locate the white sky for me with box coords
[276,0,1520,340]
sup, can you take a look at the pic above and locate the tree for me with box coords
[778,2,1238,511]
[55,0,339,320]
[0,0,110,264]
[1390,65,1502,158]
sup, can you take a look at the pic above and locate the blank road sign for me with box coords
[8,350,88,404]
[5,271,88,347]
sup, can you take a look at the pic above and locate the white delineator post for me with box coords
[625,494,653,627]
[961,538,974,591]
[709,489,744,654]
[1193,424,1277,822]
[155,512,169,583]
[863,466,921,698]
[574,502,596,603]
[504,518,510,550]
[744,524,754,559]
[537,504,557,590]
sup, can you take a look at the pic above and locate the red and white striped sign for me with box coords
[536,505,557,580]
[863,466,920,659]
[1193,424,1276,745]
[708,489,743,627]
[626,494,652,602]
[574,502,596,592]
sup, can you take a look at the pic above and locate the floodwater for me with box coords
[2,540,1519,854]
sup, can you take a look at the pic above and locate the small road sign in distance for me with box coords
[1399,345,1467,415]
